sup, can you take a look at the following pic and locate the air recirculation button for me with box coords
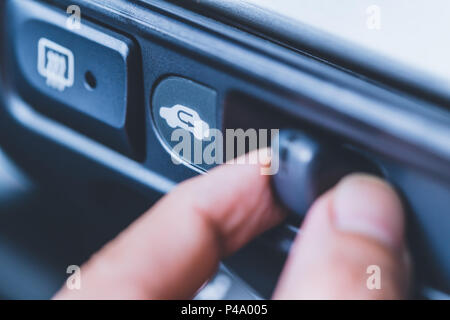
[152,76,218,171]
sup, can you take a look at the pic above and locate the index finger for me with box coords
[54,151,284,299]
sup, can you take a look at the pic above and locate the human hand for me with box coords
[54,151,410,299]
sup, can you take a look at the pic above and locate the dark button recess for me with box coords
[152,76,218,171]
[8,0,143,159]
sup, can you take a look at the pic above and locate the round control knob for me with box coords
[272,129,383,226]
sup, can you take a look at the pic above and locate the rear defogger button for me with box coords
[10,0,142,158]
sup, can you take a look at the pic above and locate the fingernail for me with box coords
[333,174,404,249]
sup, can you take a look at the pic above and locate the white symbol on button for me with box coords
[37,38,74,92]
[159,104,210,140]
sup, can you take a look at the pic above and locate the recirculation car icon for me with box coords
[159,104,211,140]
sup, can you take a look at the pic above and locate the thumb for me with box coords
[273,174,411,299]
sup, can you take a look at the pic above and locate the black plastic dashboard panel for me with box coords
[0,0,449,298]
[8,0,145,159]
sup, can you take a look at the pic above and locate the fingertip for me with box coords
[274,173,409,300]
[333,173,405,250]
[165,149,286,255]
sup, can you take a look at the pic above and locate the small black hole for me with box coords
[84,71,97,90]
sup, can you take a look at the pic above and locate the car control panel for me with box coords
[0,0,449,299]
